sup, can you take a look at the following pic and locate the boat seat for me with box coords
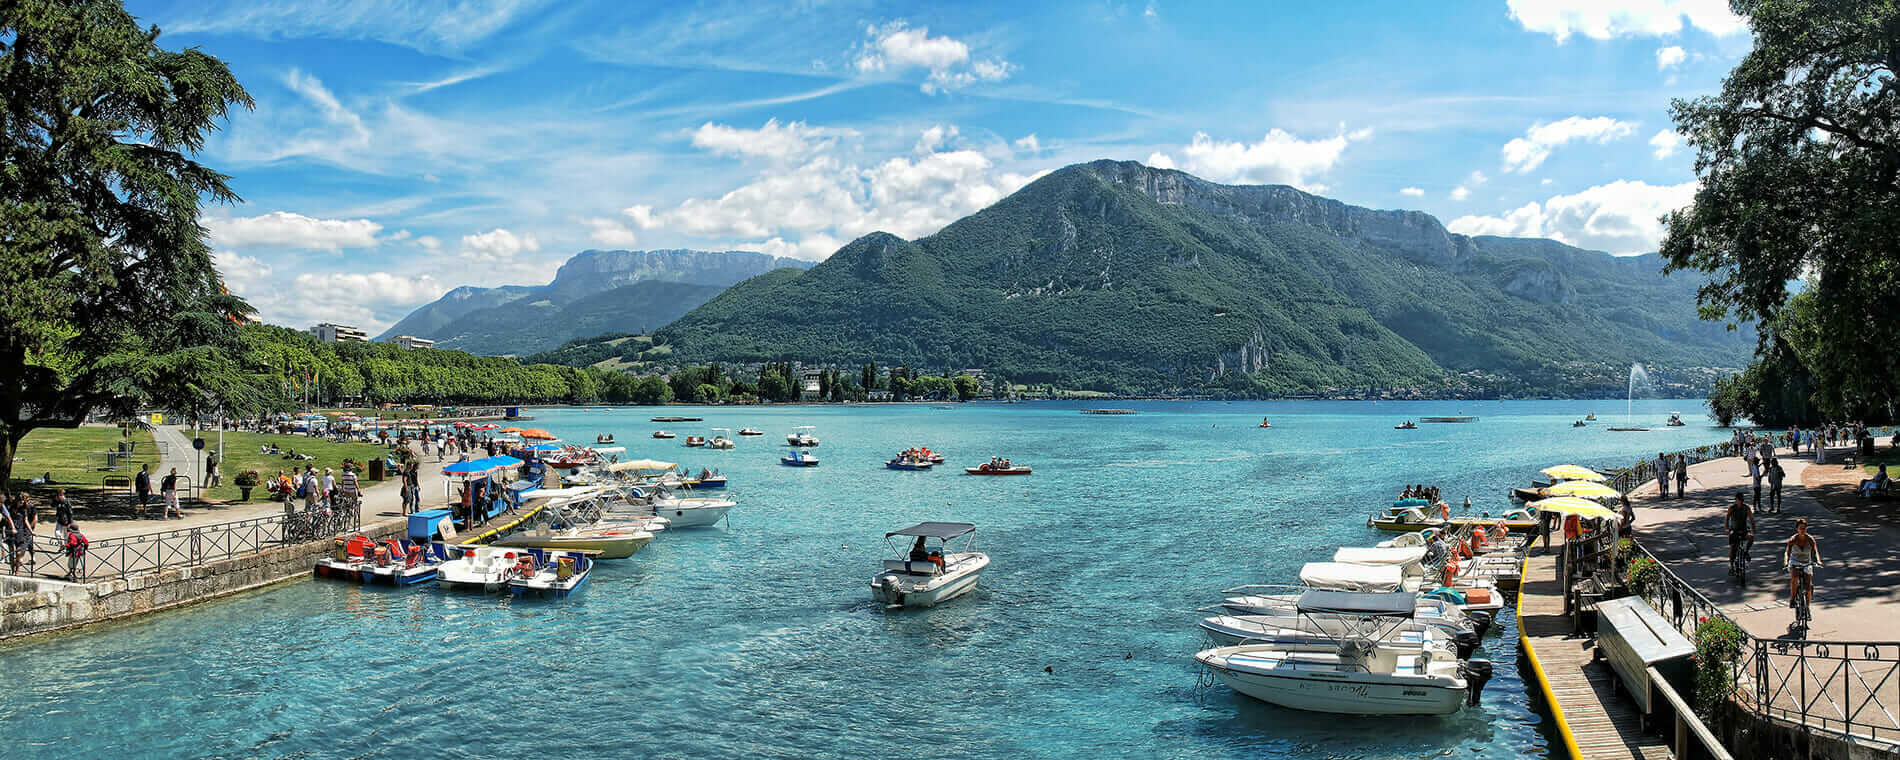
[882,559,940,575]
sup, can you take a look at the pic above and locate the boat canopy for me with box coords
[523,443,563,452]
[1295,590,1417,618]
[1332,546,1428,567]
[608,459,677,473]
[442,455,523,476]
[886,521,975,539]
[590,446,626,454]
[518,486,599,501]
[1299,562,1405,592]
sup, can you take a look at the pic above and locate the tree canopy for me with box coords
[1,0,256,489]
[1662,0,1900,422]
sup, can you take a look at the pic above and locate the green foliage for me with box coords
[242,325,595,406]
[1692,616,1747,724]
[655,162,1750,395]
[1625,555,1662,597]
[0,0,258,489]
[1662,1,1900,422]
[953,375,980,401]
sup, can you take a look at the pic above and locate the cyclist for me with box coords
[1784,518,1821,613]
[1725,493,1754,575]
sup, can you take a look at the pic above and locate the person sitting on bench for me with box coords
[1859,465,1890,498]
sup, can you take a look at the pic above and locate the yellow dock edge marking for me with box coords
[453,500,549,548]
[1517,552,1585,760]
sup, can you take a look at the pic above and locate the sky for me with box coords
[125,0,1756,334]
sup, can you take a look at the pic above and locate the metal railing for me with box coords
[1630,541,1900,746]
[6,506,361,583]
[1604,441,1747,494]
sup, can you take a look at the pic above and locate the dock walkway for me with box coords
[1519,542,1674,760]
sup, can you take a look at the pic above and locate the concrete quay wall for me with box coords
[0,517,405,641]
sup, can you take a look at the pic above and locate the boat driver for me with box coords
[910,536,930,563]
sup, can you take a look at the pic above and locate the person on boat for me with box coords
[909,536,930,563]
[926,548,945,571]
[1784,518,1821,610]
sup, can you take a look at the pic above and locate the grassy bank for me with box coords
[8,426,159,492]
[200,431,390,502]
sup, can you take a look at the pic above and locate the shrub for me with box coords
[1692,616,1747,723]
[1626,555,1661,597]
[233,470,260,488]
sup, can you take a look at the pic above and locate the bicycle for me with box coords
[1789,560,1818,627]
[1728,533,1752,581]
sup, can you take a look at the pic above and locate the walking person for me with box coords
[160,467,182,519]
[205,450,221,488]
[1749,455,1764,509]
[321,468,336,508]
[1654,452,1672,499]
[1674,454,1689,499]
[134,464,152,518]
[301,467,319,513]
[4,493,34,573]
[51,489,73,542]
[1766,456,1786,513]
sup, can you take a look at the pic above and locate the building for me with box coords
[309,323,367,343]
[389,335,435,350]
[799,369,824,400]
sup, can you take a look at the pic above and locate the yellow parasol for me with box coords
[1528,496,1620,521]
[1544,481,1622,499]
[1539,464,1606,482]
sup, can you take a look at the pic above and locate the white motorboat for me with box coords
[708,429,736,449]
[608,485,733,528]
[505,548,597,600]
[786,425,820,447]
[1299,561,1406,592]
[1198,591,1482,660]
[1195,590,1493,715]
[437,545,525,593]
[1219,584,1493,639]
[870,522,989,608]
[1305,553,1507,613]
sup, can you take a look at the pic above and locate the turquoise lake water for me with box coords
[1,399,1728,759]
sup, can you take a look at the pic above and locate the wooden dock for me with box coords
[1518,547,1674,760]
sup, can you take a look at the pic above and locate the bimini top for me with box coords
[886,522,975,539]
[442,456,523,476]
[1295,590,1417,619]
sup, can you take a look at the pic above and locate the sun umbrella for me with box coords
[472,424,499,431]
[520,429,557,440]
[1528,496,1620,521]
[1539,464,1606,482]
[609,459,677,473]
[1545,481,1621,499]
[498,427,524,434]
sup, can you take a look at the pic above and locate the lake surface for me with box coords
[2,399,1726,759]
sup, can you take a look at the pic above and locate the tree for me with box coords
[817,370,831,401]
[953,375,980,401]
[1,1,257,490]
[862,363,878,392]
[1661,0,1900,421]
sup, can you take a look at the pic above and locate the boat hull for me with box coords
[360,565,440,585]
[964,467,1031,475]
[871,554,988,608]
[1201,660,1466,715]
[492,532,652,559]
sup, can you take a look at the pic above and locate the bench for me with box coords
[1594,596,1694,715]
[100,475,131,492]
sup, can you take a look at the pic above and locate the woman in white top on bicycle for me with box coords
[1785,518,1821,612]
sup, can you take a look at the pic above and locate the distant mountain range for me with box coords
[376,249,813,355]
[636,160,1750,396]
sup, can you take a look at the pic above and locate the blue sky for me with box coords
[128,0,1754,333]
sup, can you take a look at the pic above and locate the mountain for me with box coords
[650,160,1751,395]
[376,249,812,354]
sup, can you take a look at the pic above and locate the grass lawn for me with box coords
[1861,448,1900,478]
[203,431,391,503]
[8,425,159,493]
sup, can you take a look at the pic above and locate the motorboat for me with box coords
[708,429,736,449]
[607,485,735,528]
[1259,417,1272,428]
[684,435,707,447]
[1395,420,1417,430]
[687,470,728,489]
[965,457,1030,475]
[651,416,701,422]
[1219,584,1492,640]
[359,539,450,585]
[313,535,377,580]
[1667,412,1686,427]
[505,548,597,600]
[886,454,934,470]
[738,428,763,436]
[1585,413,1597,420]
[437,545,524,593]
[1301,558,1505,614]
[1368,507,1537,535]
[1419,415,1478,423]
[594,434,616,444]
[1198,591,1481,660]
[1573,419,1587,427]
[870,522,989,608]
[781,449,820,467]
[491,519,654,559]
[653,430,676,439]
[1195,590,1492,715]
[786,426,820,447]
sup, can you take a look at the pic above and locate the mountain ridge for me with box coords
[646,160,1749,395]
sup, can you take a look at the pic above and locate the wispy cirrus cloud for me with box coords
[160,0,549,56]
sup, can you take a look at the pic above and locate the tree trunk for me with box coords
[0,430,21,498]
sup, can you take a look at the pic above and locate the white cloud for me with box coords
[1013,133,1041,153]
[1500,116,1637,173]
[1649,129,1682,158]
[1446,179,1697,254]
[1506,0,1746,42]
[581,217,638,247]
[690,118,854,160]
[852,21,1013,94]
[626,125,1048,260]
[459,228,539,262]
[1145,128,1360,189]
[213,251,274,284]
[1399,187,1425,197]
[416,235,441,251]
[204,211,382,251]
[1450,186,1472,201]
[1467,170,1489,186]
[1655,45,1687,69]
[283,271,447,332]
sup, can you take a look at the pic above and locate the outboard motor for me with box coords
[1450,630,1481,661]
[1465,610,1495,639]
[1461,659,1494,705]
